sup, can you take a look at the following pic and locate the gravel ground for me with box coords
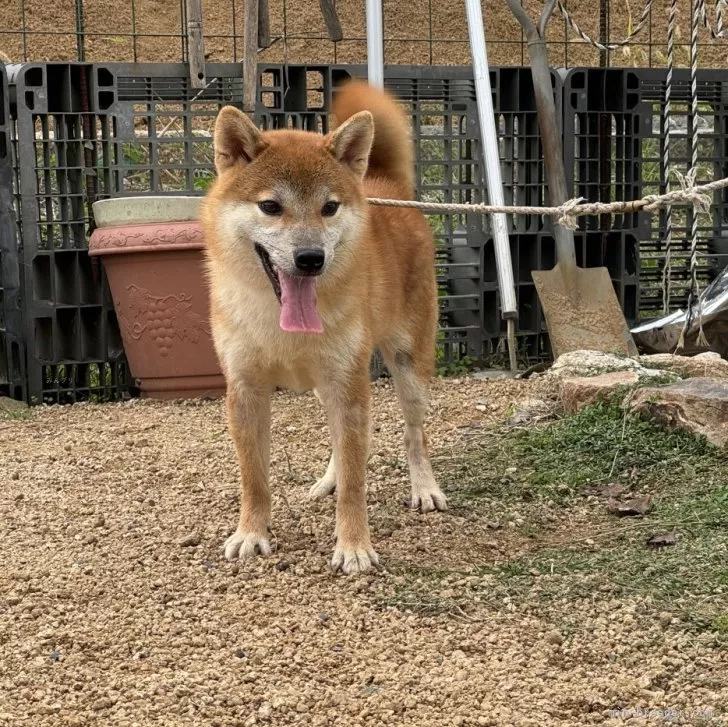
[1,377,727,727]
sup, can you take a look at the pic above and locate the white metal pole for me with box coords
[465,0,519,369]
[366,0,384,88]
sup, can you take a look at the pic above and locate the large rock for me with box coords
[545,350,675,382]
[640,352,728,380]
[561,371,640,413]
[629,378,728,447]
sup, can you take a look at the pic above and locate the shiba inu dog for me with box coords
[200,79,447,575]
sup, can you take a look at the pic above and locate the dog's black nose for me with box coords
[294,248,325,274]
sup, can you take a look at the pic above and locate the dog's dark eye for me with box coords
[258,200,283,216]
[321,201,340,217]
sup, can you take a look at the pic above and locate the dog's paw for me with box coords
[308,475,336,500]
[411,485,448,513]
[223,529,272,561]
[331,543,380,575]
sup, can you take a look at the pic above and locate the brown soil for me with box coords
[1,0,727,69]
[1,377,726,726]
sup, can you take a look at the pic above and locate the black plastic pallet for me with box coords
[0,62,25,401]
[3,62,568,401]
[10,63,709,401]
[446,229,639,363]
[9,63,129,403]
[564,67,728,321]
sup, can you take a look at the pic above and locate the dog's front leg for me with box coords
[223,383,273,561]
[318,364,379,575]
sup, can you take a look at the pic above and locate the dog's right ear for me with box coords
[214,106,268,173]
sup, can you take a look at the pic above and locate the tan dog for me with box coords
[200,80,447,575]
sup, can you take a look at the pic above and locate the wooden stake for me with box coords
[319,0,343,42]
[243,0,258,114]
[258,0,271,49]
[185,0,206,89]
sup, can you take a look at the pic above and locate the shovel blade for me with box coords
[532,264,638,359]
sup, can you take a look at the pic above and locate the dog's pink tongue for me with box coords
[278,272,323,334]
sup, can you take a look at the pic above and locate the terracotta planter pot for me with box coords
[89,197,225,400]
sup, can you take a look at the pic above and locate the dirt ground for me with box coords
[1,376,727,726]
[1,0,727,69]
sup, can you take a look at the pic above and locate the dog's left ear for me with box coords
[326,111,374,179]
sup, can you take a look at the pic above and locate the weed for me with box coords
[714,614,728,635]
[0,407,32,421]
[436,354,477,377]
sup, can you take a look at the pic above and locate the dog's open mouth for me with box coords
[254,243,323,335]
[254,243,282,302]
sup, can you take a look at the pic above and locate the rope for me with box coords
[366,173,722,226]
[557,0,726,51]
[556,0,654,51]
[697,0,728,38]
[678,0,709,349]
[662,0,678,315]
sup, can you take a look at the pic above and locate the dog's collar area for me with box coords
[254,244,282,302]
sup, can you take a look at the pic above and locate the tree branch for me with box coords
[538,0,558,39]
[504,0,538,40]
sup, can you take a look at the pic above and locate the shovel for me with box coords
[504,0,638,358]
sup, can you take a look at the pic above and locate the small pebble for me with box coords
[91,698,114,711]
[546,630,564,645]
[179,533,201,547]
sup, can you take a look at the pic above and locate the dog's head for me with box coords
[206,107,373,333]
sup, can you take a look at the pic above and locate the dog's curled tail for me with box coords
[332,79,414,198]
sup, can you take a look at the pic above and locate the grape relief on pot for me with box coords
[117,284,210,357]
[90,224,203,250]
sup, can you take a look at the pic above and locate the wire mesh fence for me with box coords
[1,0,727,70]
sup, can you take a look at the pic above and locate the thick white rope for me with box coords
[366,173,722,226]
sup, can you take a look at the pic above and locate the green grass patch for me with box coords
[0,406,32,421]
[443,400,721,506]
[386,400,728,638]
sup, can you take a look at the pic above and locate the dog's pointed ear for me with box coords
[214,106,268,173]
[326,111,374,179]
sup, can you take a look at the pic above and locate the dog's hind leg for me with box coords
[223,383,274,561]
[309,450,336,499]
[383,348,447,513]
[308,389,337,499]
